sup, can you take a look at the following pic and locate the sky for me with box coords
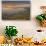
[2,0,30,1]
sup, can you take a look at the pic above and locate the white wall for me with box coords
[0,0,46,41]
[31,0,46,41]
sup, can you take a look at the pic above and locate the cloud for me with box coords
[2,0,30,1]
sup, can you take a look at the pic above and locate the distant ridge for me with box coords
[2,1,30,4]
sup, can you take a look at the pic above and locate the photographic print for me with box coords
[2,0,30,20]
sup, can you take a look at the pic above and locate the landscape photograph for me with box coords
[2,0,30,20]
